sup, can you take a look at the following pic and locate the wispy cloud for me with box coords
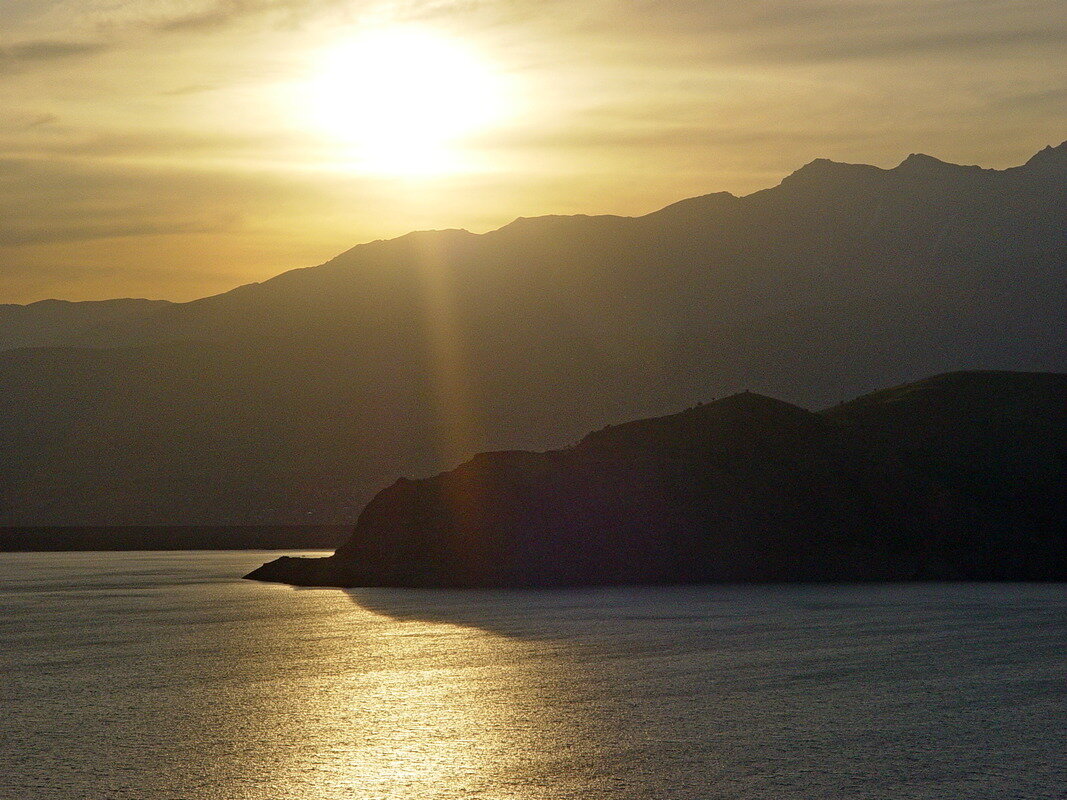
[0,38,112,72]
[0,156,243,246]
[22,112,58,129]
[0,112,60,132]
[737,21,1067,63]
[21,130,288,158]
[159,83,220,96]
[152,0,351,34]
[0,218,230,247]
[4,39,109,60]
[155,2,252,33]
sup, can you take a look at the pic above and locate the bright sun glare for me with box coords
[307,29,508,176]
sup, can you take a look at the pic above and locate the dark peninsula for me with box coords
[246,371,1066,587]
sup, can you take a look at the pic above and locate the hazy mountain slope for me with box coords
[0,340,447,523]
[0,298,171,351]
[246,371,1067,588]
[132,142,1066,345]
[0,144,1063,524]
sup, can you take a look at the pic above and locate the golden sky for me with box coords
[1,0,1064,303]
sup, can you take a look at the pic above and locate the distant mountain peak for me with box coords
[897,152,949,169]
[648,191,739,220]
[793,157,854,174]
[780,157,883,186]
[1023,140,1067,171]
[893,152,988,175]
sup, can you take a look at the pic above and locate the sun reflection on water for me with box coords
[10,555,1058,800]
[262,593,544,800]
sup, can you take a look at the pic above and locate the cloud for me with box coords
[403,0,1067,65]
[4,39,110,60]
[152,0,351,34]
[0,157,244,247]
[159,83,220,96]
[0,128,325,174]
[0,219,230,247]
[0,39,112,73]
[23,112,59,129]
[739,22,1067,64]
[988,85,1067,111]
[24,130,286,158]
[0,112,60,132]
[155,4,248,33]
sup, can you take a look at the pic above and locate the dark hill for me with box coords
[1,144,1064,524]
[245,371,1067,588]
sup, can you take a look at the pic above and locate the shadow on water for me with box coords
[334,585,638,639]
[297,580,1060,643]
[326,583,800,640]
[325,582,893,640]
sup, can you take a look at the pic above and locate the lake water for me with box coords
[0,551,1063,800]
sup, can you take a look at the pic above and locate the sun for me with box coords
[306,29,508,176]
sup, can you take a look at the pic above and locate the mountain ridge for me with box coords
[3,141,1063,346]
[0,143,1063,524]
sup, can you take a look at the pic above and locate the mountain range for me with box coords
[1,143,1064,524]
[246,370,1067,587]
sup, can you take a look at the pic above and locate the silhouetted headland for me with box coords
[246,371,1067,588]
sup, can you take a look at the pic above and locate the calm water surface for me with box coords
[0,551,1063,800]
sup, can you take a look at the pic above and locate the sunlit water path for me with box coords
[1,552,1063,799]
